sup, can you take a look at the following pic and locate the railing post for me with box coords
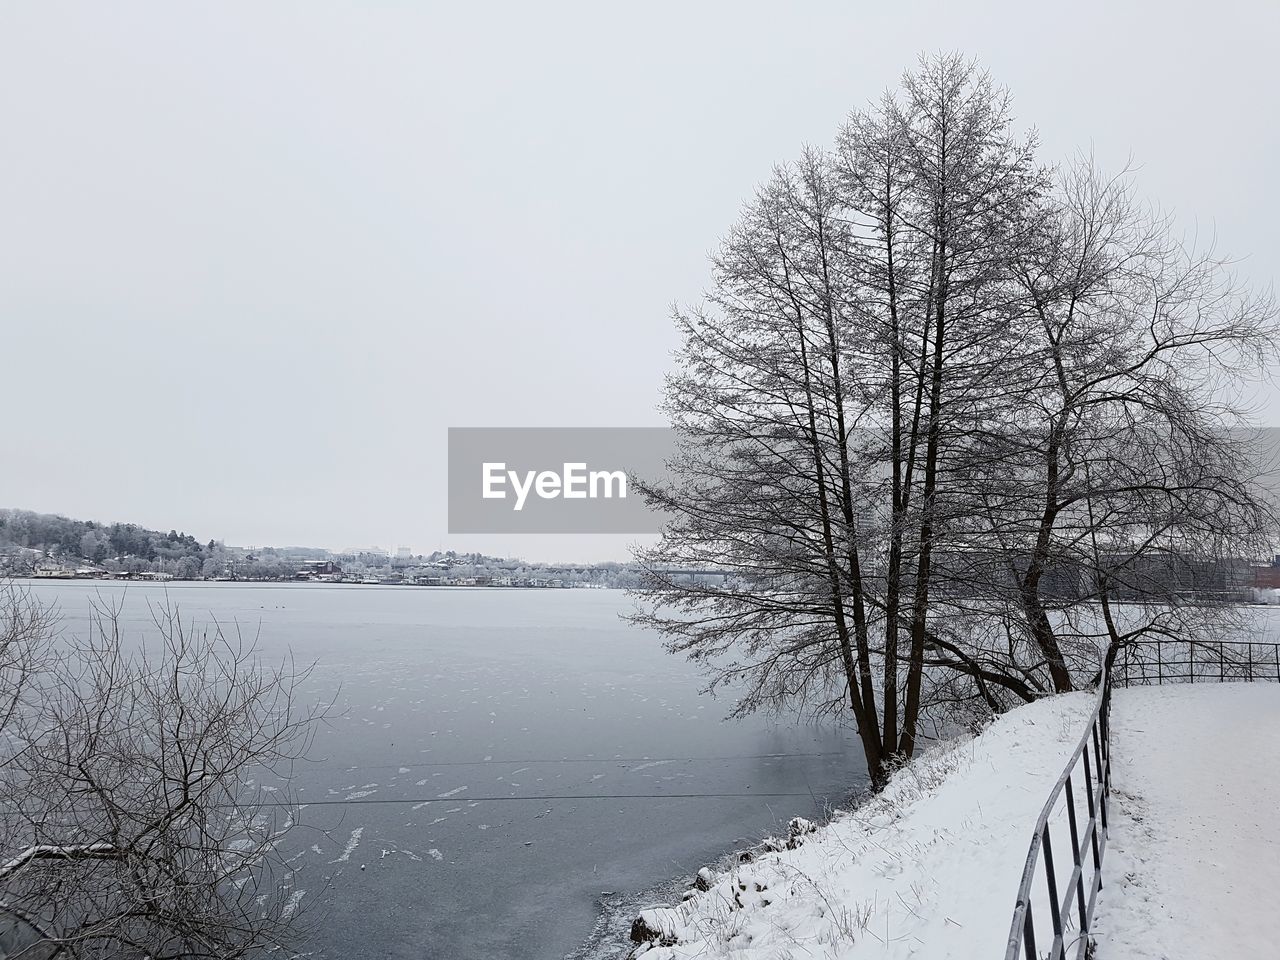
[1084,734,1102,875]
[1042,824,1063,946]
[1064,772,1087,933]
[1024,896,1037,959]
[1099,683,1111,831]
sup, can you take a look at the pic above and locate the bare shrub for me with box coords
[0,586,324,959]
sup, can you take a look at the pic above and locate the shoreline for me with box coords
[15,574,584,589]
[570,781,870,960]
[614,694,1096,960]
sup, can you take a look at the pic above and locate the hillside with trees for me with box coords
[0,509,217,578]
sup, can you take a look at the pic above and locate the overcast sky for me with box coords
[2,1,1277,562]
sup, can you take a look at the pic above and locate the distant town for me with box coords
[10,507,1280,604]
[0,508,650,589]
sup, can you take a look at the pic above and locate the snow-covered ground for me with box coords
[628,693,1097,959]
[1093,683,1280,959]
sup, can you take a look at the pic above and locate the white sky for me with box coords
[2,1,1277,562]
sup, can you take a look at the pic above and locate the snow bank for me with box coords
[1093,683,1280,959]
[629,692,1095,959]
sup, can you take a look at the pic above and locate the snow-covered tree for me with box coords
[631,54,1278,788]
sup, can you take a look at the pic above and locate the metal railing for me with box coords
[1114,639,1280,685]
[1003,637,1280,960]
[1003,672,1112,960]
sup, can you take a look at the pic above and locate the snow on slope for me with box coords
[1093,683,1280,959]
[630,692,1095,959]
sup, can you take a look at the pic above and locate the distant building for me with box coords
[296,560,342,580]
[1252,562,1280,590]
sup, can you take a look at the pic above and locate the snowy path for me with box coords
[1094,683,1280,959]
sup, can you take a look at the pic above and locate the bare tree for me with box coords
[631,54,1278,789]
[0,585,323,959]
[632,54,1049,787]
[630,147,890,780]
[943,157,1280,706]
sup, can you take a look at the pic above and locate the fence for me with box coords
[1002,637,1280,960]
[1114,639,1280,685]
[1002,672,1112,960]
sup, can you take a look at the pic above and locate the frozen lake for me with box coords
[20,581,868,960]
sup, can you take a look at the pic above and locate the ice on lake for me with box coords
[24,581,868,960]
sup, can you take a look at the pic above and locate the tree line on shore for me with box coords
[0,509,650,587]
